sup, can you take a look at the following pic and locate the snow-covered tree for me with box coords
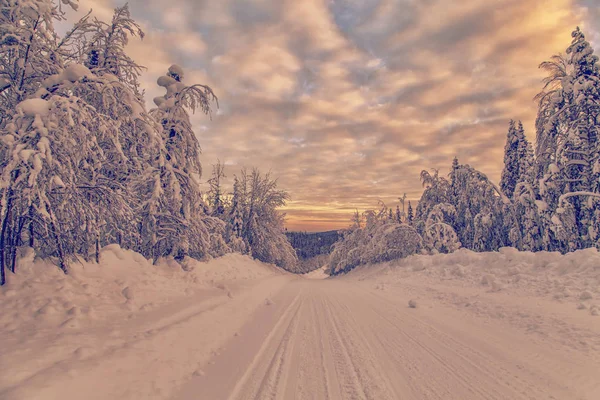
[0,0,70,123]
[511,182,543,251]
[351,209,363,229]
[328,203,423,275]
[516,121,535,185]
[535,27,600,250]
[449,163,508,250]
[500,120,520,199]
[415,169,450,230]
[83,4,145,94]
[231,168,298,271]
[0,2,156,282]
[424,203,461,254]
[226,175,247,253]
[146,64,226,261]
[207,160,227,218]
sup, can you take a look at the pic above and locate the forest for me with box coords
[329,27,600,275]
[0,2,299,285]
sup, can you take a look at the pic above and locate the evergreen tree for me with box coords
[535,27,600,250]
[407,201,414,225]
[226,175,247,253]
[515,121,535,185]
[500,120,520,199]
[207,160,226,218]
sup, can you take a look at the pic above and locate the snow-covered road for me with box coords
[175,278,600,400]
[2,250,600,400]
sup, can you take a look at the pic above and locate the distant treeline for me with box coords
[286,231,341,260]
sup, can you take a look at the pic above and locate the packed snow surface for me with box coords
[1,246,600,399]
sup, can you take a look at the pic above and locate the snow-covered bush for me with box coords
[328,209,423,275]
[365,224,423,263]
[424,204,461,254]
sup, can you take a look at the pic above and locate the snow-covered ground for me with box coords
[1,247,600,399]
[0,246,292,400]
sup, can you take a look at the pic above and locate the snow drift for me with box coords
[0,245,290,400]
[346,246,600,313]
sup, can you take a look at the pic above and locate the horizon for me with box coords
[66,0,600,232]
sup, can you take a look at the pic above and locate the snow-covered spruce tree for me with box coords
[512,182,544,251]
[516,121,535,185]
[535,28,600,250]
[226,175,247,253]
[207,160,227,218]
[407,201,414,225]
[148,65,228,261]
[499,120,537,249]
[449,163,509,251]
[500,120,520,199]
[233,168,298,271]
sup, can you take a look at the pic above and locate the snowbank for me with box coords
[347,247,600,313]
[0,245,280,331]
[0,245,288,400]
[303,265,330,280]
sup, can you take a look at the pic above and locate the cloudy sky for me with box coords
[70,0,599,231]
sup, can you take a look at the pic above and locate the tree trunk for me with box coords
[95,236,100,264]
[28,212,34,248]
[95,211,100,263]
[45,204,68,274]
[0,195,13,286]
[10,217,26,274]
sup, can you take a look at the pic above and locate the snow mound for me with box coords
[62,63,92,82]
[17,98,50,117]
[157,75,177,88]
[0,246,281,335]
[168,64,184,81]
[346,247,600,311]
[303,266,329,280]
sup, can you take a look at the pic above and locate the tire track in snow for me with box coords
[361,286,587,400]
[319,293,369,400]
[294,293,330,400]
[313,291,343,400]
[227,293,303,400]
[324,294,400,400]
